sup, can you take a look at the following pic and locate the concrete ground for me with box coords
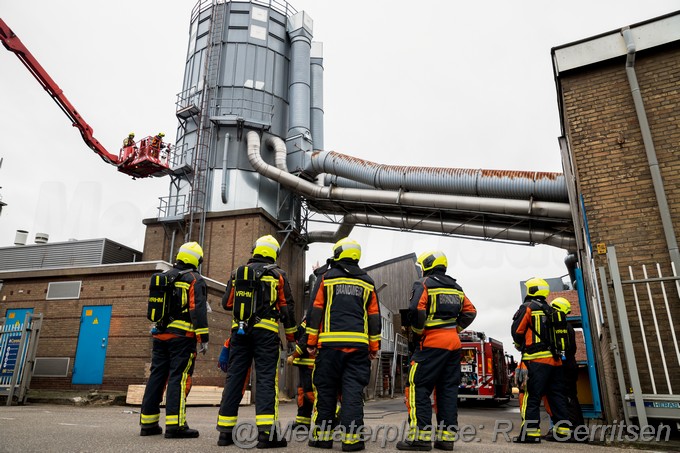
[0,392,678,452]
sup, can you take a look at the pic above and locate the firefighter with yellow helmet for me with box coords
[551,297,585,432]
[216,234,297,448]
[306,237,381,452]
[139,241,209,439]
[511,278,571,443]
[396,250,477,451]
[123,132,135,147]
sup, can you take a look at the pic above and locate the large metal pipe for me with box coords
[310,41,324,150]
[308,150,568,202]
[247,131,574,250]
[307,213,576,250]
[287,13,312,139]
[247,131,570,220]
[266,136,288,172]
[305,217,355,243]
[622,27,680,272]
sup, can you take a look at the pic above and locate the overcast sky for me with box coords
[2,0,678,356]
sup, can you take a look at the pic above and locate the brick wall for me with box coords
[0,263,227,391]
[560,44,680,403]
[143,208,306,318]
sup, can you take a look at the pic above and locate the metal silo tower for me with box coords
[158,0,322,249]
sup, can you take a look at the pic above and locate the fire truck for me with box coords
[1,18,170,179]
[458,331,513,403]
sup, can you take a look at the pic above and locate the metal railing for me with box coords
[600,245,680,426]
[209,96,274,126]
[1,313,42,405]
[157,194,188,220]
[190,0,297,23]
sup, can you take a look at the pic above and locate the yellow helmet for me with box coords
[525,277,550,298]
[128,132,135,137]
[332,237,361,261]
[176,241,203,268]
[551,297,571,314]
[158,132,165,137]
[253,235,280,260]
[417,250,447,272]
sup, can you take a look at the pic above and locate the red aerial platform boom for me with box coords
[1,18,170,178]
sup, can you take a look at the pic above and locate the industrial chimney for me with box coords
[14,230,28,246]
[34,232,49,244]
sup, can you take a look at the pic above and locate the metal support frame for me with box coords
[574,267,603,419]
[597,266,631,425]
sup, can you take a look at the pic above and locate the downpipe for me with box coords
[622,27,680,271]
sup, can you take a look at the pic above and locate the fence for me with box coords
[599,246,680,426]
[0,312,43,405]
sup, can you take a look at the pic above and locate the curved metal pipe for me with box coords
[221,132,231,204]
[252,133,573,220]
[305,217,355,244]
[247,131,570,220]
[308,150,568,203]
[265,136,288,172]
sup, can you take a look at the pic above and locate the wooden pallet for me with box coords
[126,385,251,406]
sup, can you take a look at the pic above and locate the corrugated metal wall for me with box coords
[365,253,419,314]
[0,240,141,271]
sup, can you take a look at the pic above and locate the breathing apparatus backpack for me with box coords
[523,301,571,359]
[232,264,276,334]
[546,304,571,359]
[147,268,192,327]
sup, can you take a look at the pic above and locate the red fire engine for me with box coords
[1,18,170,179]
[458,331,513,403]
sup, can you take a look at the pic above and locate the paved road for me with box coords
[0,398,674,452]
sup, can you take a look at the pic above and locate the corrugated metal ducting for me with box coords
[0,239,142,271]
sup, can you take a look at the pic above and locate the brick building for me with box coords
[554,11,680,422]
[0,208,306,393]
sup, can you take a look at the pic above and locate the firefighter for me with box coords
[139,241,209,439]
[287,317,315,430]
[216,235,297,448]
[396,250,477,452]
[122,132,135,147]
[551,297,585,431]
[510,278,572,443]
[150,132,165,158]
[306,237,381,452]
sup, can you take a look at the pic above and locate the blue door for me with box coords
[72,305,112,385]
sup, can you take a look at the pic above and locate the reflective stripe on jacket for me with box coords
[306,260,381,351]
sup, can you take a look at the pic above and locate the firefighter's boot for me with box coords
[140,425,162,436]
[396,439,433,451]
[217,431,234,446]
[256,429,287,449]
[165,425,199,438]
[433,440,454,451]
[342,440,365,451]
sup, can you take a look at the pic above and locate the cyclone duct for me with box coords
[248,131,575,251]
[307,150,567,203]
